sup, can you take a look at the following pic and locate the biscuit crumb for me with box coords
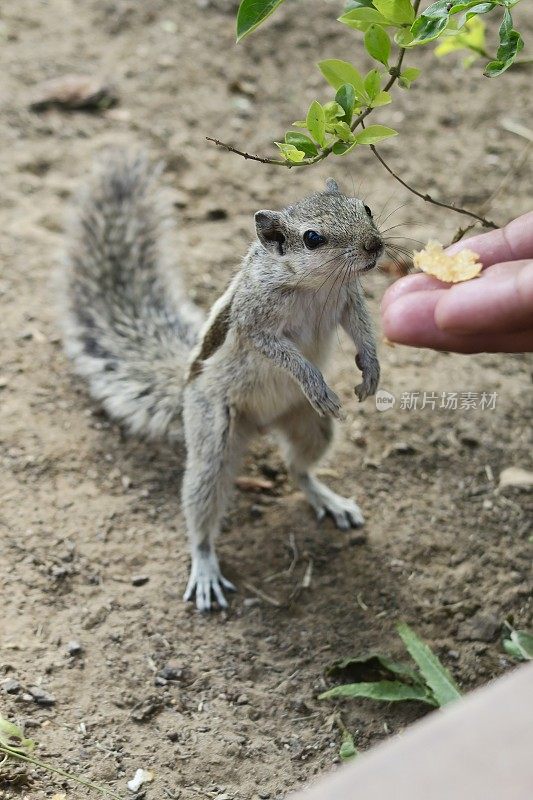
[413,240,482,283]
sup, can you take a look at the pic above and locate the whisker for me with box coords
[386,244,413,257]
[374,194,400,226]
[334,261,352,351]
[317,260,347,336]
[383,235,425,245]
[380,221,426,233]
[376,200,410,228]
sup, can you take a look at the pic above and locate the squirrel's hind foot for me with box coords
[183,550,236,612]
[299,474,365,530]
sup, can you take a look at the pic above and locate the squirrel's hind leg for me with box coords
[181,385,250,611]
[275,404,364,530]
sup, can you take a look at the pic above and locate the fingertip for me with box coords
[381,273,445,313]
[381,290,436,344]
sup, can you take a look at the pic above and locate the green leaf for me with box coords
[370,90,392,106]
[397,623,462,707]
[318,59,366,98]
[419,0,454,18]
[373,0,415,25]
[326,652,426,686]
[353,124,398,144]
[332,141,358,156]
[338,7,394,32]
[334,121,356,142]
[410,14,449,44]
[236,0,286,41]
[0,715,35,755]
[483,9,524,77]
[398,66,421,88]
[319,680,437,704]
[395,27,414,46]
[339,730,358,760]
[323,100,346,122]
[335,83,356,124]
[364,68,382,101]
[449,1,495,15]
[401,66,421,82]
[306,100,326,147]
[284,131,318,157]
[365,24,391,66]
[503,630,533,662]
[274,142,306,162]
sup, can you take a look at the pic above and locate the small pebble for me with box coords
[206,208,227,221]
[157,660,184,681]
[1,678,20,694]
[28,686,56,706]
[236,694,249,705]
[67,640,83,656]
[457,613,500,642]
[131,574,149,586]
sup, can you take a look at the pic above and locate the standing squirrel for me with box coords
[62,152,383,611]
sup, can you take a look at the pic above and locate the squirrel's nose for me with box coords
[363,234,383,255]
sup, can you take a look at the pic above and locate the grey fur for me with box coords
[62,157,383,611]
[61,151,203,441]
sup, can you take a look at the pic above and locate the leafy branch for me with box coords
[208,0,526,229]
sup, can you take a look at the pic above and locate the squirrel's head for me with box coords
[254,178,383,287]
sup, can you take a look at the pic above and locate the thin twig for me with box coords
[301,558,313,589]
[205,137,288,166]
[243,581,283,607]
[369,145,498,229]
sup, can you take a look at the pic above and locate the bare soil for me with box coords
[0,2,532,799]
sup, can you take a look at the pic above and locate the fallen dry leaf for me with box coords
[29,74,118,111]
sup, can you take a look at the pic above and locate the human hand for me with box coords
[381,212,533,353]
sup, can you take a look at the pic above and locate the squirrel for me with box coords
[61,151,383,611]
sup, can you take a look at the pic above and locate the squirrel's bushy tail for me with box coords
[62,151,204,440]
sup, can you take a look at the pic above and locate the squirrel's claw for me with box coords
[354,354,380,402]
[308,485,365,529]
[308,384,343,420]
[184,551,236,612]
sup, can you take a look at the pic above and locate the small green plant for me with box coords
[334,714,359,761]
[0,714,123,799]
[209,1,528,230]
[502,624,533,661]
[319,622,462,708]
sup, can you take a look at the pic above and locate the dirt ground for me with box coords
[1,1,532,798]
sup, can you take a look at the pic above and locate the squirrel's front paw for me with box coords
[354,353,380,402]
[307,383,343,420]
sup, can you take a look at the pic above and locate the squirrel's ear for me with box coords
[255,210,287,256]
[325,178,340,193]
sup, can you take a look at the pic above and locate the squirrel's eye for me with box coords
[303,230,327,250]
[364,204,372,217]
